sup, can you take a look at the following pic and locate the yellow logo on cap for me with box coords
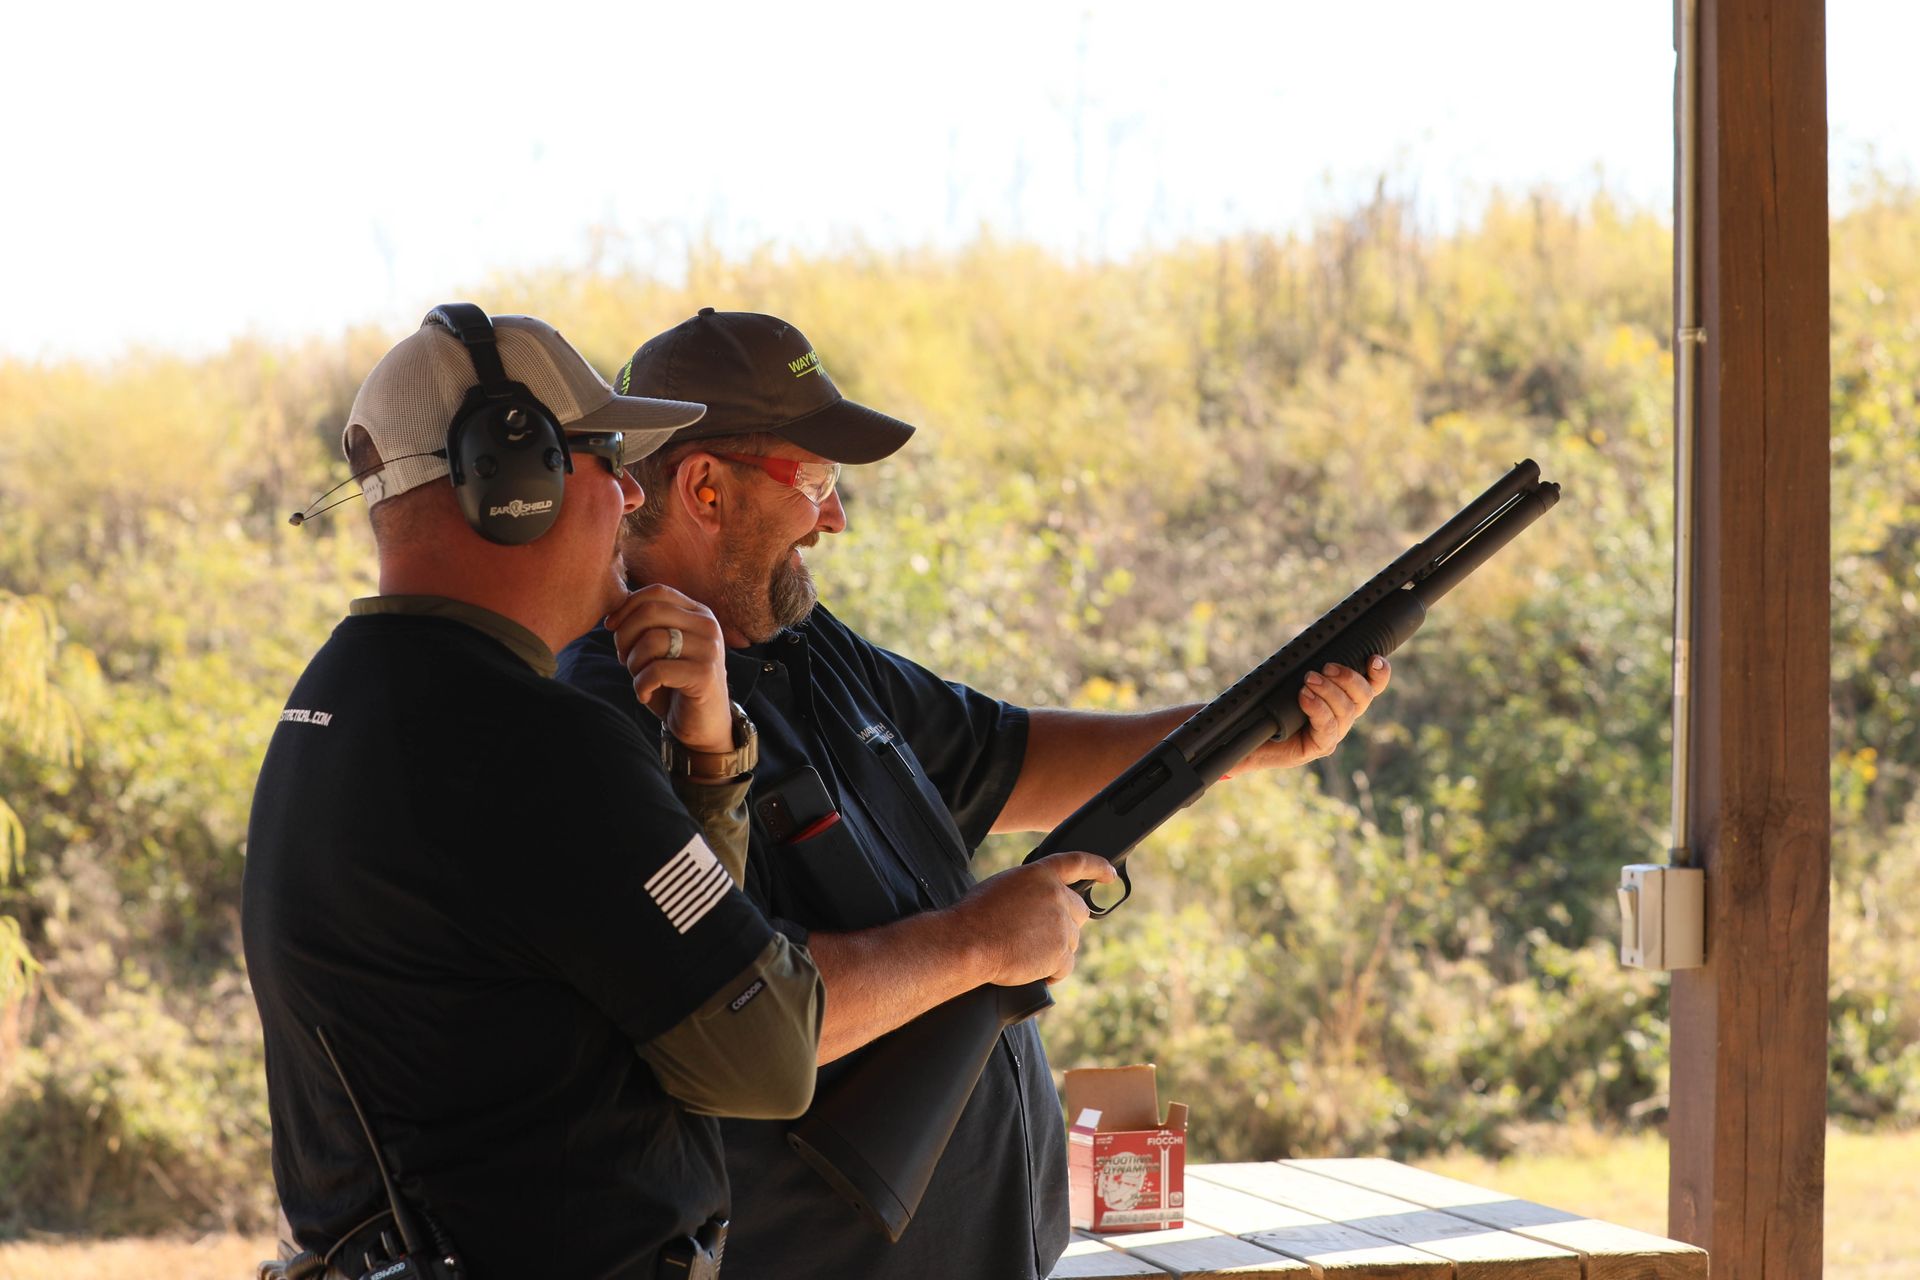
[788,350,822,378]
[617,360,634,394]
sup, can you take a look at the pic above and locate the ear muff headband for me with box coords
[426,303,573,546]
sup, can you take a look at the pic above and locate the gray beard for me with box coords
[719,539,818,643]
[767,556,818,634]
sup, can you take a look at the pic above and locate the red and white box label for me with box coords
[1066,1065,1189,1234]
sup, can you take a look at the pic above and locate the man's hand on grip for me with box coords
[957,852,1116,987]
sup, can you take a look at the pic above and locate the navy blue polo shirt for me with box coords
[558,604,1070,1280]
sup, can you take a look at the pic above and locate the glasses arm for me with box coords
[713,452,801,486]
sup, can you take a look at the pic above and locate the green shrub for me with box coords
[0,970,273,1236]
[0,183,1917,1235]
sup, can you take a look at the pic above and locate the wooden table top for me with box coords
[1048,1157,1707,1279]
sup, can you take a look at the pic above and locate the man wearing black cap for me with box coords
[558,309,1388,1279]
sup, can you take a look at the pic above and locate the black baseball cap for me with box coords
[612,309,916,464]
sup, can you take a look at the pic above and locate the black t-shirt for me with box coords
[559,605,1070,1280]
[244,612,775,1278]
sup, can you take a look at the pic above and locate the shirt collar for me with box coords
[349,595,557,677]
[725,645,768,701]
[727,624,811,701]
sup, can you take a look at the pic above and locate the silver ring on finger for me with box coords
[663,627,683,661]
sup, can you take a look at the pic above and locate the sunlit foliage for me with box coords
[0,593,87,1031]
[0,182,1913,1233]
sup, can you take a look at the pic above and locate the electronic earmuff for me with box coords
[426,303,573,546]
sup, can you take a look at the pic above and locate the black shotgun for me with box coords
[788,459,1561,1241]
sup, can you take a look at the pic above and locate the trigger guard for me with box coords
[1085,865,1133,919]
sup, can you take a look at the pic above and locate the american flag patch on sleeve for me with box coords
[645,834,732,935]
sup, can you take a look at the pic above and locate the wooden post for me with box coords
[1667,0,1829,1276]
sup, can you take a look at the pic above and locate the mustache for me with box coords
[793,532,822,550]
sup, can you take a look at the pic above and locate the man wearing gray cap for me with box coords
[558,309,1387,1279]
[246,305,822,1279]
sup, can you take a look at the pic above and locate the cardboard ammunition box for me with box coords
[1065,1064,1189,1233]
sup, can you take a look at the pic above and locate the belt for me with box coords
[257,1210,461,1280]
[658,1218,729,1280]
[260,1214,727,1280]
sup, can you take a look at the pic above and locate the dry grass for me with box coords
[0,1234,278,1280]
[1415,1124,1920,1279]
[4,1127,1915,1277]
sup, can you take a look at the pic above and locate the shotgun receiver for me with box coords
[788,459,1560,1241]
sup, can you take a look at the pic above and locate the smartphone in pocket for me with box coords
[757,766,841,843]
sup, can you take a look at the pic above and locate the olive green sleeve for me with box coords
[668,773,752,886]
[638,932,823,1119]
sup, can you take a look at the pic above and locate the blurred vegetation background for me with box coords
[1,179,1916,1237]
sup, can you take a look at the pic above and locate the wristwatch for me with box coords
[661,702,759,780]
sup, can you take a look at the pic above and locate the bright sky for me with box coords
[1,1,1911,362]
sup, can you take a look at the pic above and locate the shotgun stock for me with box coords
[789,460,1561,1241]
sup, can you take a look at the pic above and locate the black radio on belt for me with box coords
[313,1027,466,1280]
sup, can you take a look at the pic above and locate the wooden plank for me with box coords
[1102,1223,1311,1278]
[1670,0,1831,1277]
[1193,1162,1581,1279]
[1179,1177,1451,1277]
[1052,1233,1174,1278]
[1291,1158,1707,1279]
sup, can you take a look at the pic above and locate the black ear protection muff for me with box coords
[426,303,574,546]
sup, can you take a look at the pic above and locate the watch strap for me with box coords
[661,702,759,779]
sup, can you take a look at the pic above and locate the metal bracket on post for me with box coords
[1618,863,1705,970]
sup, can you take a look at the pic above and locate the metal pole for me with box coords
[1671,0,1704,867]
